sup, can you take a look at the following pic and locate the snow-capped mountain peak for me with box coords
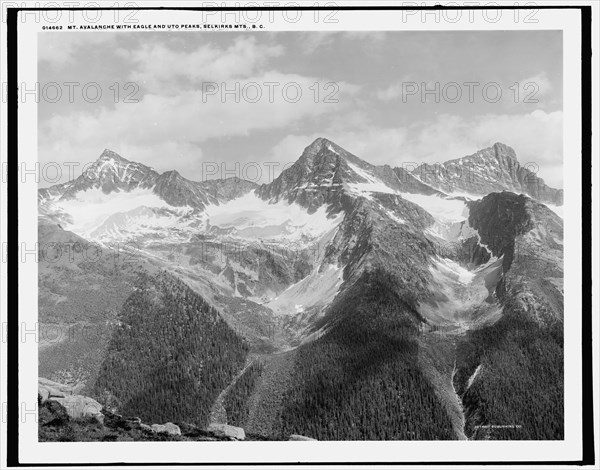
[96,148,133,165]
[83,149,158,193]
[256,138,442,213]
[411,143,563,205]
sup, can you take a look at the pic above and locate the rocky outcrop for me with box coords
[468,191,563,321]
[52,395,104,424]
[150,422,181,436]
[207,423,246,440]
[38,377,78,398]
[198,177,258,201]
[153,171,257,209]
[38,377,104,423]
[468,192,535,271]
[153,170,214,208]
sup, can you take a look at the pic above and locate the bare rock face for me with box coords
[468,192,535,271]
[150,422,181,436]
[288,434,317,441]
[207,423,246,440]
[153,171,257,209]
[468,191,563,322]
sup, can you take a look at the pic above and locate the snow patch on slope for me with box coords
[434,258,475,284]
[205,192,344,242]
[266,263,343,317]
[345,162,398,198]
[53,188,185,238]
[91,206,199,241]
[467,364,483,390]
[400,193,468,224]
[419,255,502,327]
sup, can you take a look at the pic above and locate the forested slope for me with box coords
[93,271,248,427]
[276,269,455,440]
[455,309,563,440]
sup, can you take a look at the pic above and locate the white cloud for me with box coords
[519,72,554,97]
[376,83,403,101]
[297,32,337,55]
[38,33,116,65]
[296,31,386,55]
[123,36,284,93]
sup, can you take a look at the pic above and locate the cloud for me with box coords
[375,76,413,101]
[38,32,117,65]
[375,71,558,110]
[297,32,338,55]
[376,83,403,101]
[341,31,387,42]
[123,36,284,93]
[296,31,386,55]
[519,72,554,97]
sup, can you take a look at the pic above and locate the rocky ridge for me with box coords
[411,143,563,205]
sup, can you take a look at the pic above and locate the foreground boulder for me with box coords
[38,377,74,400]
[207,423,245,441]
[52,395,104,424]
[150,423,181,436]
[289,434,317,441]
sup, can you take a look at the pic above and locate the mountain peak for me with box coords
[492,142,517,161]
[97,149,130,164]
[303,137,342,157]
[410,143,562,205]
[160,169,182,180]
[61,149,160,196]
[307,137,331,149]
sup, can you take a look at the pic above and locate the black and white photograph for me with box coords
[1,2,597,468]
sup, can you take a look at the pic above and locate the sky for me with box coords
[38,30,563,188]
